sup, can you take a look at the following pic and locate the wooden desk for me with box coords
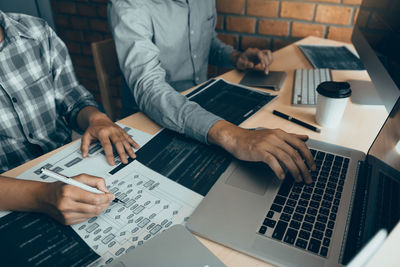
[3,36,395,266]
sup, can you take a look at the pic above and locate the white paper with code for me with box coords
[2,125,203,266]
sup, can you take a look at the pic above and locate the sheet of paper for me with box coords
[1,125,203,266]
[83,160,203,266]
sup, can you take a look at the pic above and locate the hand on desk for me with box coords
[208,121,316,183]
[42,174,114,225]
[231,48,273,75]
[77,107,140,165]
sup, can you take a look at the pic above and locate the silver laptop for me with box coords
[187,97,400,267]
[109,224,225,267]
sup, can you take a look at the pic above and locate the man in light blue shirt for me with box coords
[109,0,316,183]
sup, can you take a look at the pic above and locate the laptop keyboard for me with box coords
[258,149,350,258]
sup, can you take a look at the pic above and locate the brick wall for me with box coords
[50,0,361,119]
[216,0,361,52]
[50,0,119,116]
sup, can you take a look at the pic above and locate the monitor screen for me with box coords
[352,0,400,112]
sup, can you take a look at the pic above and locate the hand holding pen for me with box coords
[38,169,123,225]
[41,168,126,205]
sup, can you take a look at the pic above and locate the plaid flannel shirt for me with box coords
[0,11,98,173]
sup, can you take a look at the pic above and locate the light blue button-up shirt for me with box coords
[108,0,235,143]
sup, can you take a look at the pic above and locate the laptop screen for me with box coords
[368,97,400,172]
[343,97,400,264]
[364,96,400,247]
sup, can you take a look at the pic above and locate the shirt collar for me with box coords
[0,10,36,42]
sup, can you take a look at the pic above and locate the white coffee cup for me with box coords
[315,82,352,128]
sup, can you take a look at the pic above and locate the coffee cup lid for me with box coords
[317,81,352,98]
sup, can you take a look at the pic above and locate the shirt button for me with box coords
[12,97,17,103]
[28,133,33,138]
[193,54,197,59]
[195,77,200,81]
[190,30,194,35]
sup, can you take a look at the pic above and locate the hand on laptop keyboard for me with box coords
[208,122,316,183]
[258,149,349,258]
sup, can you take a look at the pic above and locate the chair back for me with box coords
[91,39,120,121]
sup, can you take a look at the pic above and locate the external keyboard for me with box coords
[258,149,350,258]
[292,69,332,106]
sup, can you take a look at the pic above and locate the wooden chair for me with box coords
[91,39,120,121]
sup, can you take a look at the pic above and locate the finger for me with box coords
[266,50,273,63]
[110,134,129,164]
[284,135,316,172]
[268,146,302,183]
[295,134,309,141]
[61,213,90,225]
[80,132,94,158]
[58,201,111,225]
[246,61,255,69]
[262,151,285,180]
[278,140,313,184]
[67,187,115,206]
[60,199,110,215]
[257,50,268,69]
[52,210,92,225]
[73,174,109,193]
[122,138,136,159]
[257,51,270,75]
[238,58,254,70]
[122,132,139,156]
[98,135,115,165]
[264,64,270,75]
[125,133,140,149]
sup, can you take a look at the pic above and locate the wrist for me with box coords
[0,176,52,213]
[230,51,241,68]
[77,106,108,131]
[88,109,108,125]
[32,181,53,213]
[207,120,245,153]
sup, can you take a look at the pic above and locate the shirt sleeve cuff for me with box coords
[221,46,235,68]
[183,109,223,144]
[67,97,99,134]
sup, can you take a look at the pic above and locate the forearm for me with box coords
[209,32,235,67]
[76,106,108,132]
[230,50,241,68]
[135,80,222,143]
[0,176,48,212]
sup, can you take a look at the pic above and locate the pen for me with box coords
[40,168,126,205]
[272,110,321,133]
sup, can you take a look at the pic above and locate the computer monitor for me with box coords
[351,0,400,112]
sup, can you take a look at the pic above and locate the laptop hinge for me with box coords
[339,160,371,265]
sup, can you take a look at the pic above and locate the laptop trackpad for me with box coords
[225,161,276,195]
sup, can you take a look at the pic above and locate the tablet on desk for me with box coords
[239,70,287,91]
[109,224,226,267]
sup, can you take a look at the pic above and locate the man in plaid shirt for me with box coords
[0,11,138,225]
